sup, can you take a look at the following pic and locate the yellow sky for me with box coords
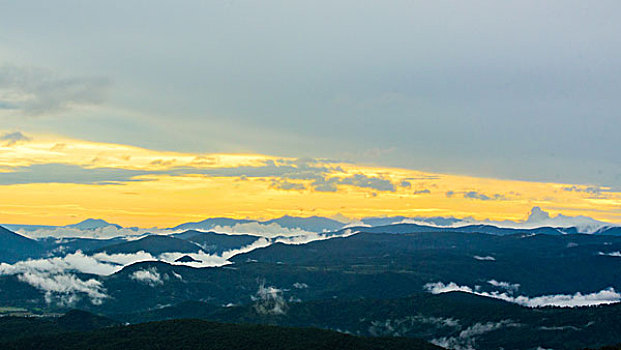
[0,131,619,227]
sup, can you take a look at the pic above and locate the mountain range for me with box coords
[4,207,617,239]
[1,218,621,349]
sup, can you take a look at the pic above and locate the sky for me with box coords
[0,1,619,226]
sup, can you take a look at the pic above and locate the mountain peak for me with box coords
[66,218,122,230]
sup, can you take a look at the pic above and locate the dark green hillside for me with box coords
[0,318,440,350]
[116,292,621,350]
[90,235,202,255]
[0,225,44,262]
[181,230,261,254]
[0,310,118,343]
[232,231,621,296]
[37,237,126,256]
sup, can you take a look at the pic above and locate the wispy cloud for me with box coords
[432,320,519,350]
[0,163,152,186]
[0,131,31,146]
[598,251,621,257]
[18,272,107,306]
[0,65,109,115]
[473,255,496,261]
[425,281,621,307]
[463,191,508,201]
[252,282,288,315]
[130,267,163,287]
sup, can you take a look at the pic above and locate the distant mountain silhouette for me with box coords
[171,218,255,231]
[171,215,345,233]
[174,255,202,263]
[66,219,122,230]
[261,215,344,232]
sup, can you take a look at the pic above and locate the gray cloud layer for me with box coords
[0,160,399,193]
[0,65,108,115]
[0,1,620,187]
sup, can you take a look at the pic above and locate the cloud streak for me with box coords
[425,281,621,308]
[431,320,519,350]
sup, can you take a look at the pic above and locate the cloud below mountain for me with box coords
[425,281,621,308]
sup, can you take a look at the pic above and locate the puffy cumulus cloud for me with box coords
[521,207,607,233]
[425,282,621,308]
[130,267,163,287]
[0,131,31,146]
[0,64,109,115]
[431,320,519,350]
[252,283,288,315]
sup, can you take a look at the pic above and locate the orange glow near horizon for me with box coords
[0,131,619,227]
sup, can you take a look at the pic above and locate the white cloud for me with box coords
[473,255,496,261]
[17,271,107,306]
[212,222,316,238]
[424,281,621,307]
[368,315,461,337]
[380,206,617,233]
[342,221,370,228]
[432,320,518,350]
[273,229,358,246]
[18,226,166,239]
[252,283,288,315]
[130,267,163,287]
[487,280,520,294]
[599,251,621,257]
[0,228,361,307]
